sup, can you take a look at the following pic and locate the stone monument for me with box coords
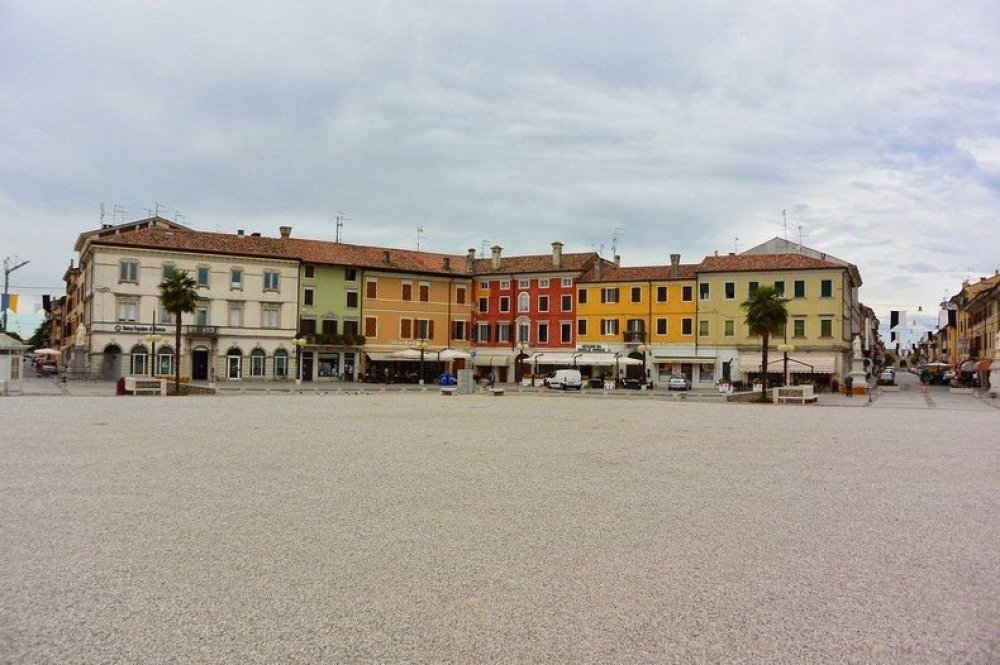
[846,334,869,396]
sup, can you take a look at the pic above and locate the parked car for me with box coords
[667,373,691,391]
[879,370,895,383]
[544,369,583,390]
[40,362,59,376]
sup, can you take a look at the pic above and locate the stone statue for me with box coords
[852,335,862,356]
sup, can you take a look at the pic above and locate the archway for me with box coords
[102,344,122,380]
[226,347,243,379]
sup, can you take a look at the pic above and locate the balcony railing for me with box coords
[623,330,646,344]
[185,325,219,338]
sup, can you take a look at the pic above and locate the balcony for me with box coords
[623,330,646,344]
[185,325,219,338]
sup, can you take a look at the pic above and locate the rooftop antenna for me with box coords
[479,239,491,259]
[611,225,626,257]
[335,211,348,243]
[797,225,808,251]
[100,203,106,226]
[416,226,425,251]
[113,204,126,224]
[145,206,154,218]
[174,210,185,224]
[154,201,167,218]
[734,235,741,253]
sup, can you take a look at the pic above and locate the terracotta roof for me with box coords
[696,253,844,273]
[285,238,471,275]
[91,228,298,260]
[579,263,699,283]
[473,252,600,275]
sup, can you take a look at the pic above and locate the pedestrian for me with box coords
[845,375,853,397]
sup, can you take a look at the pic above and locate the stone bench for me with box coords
[124,377,166,396]
[488,388,505,397]
[775,385,817,404]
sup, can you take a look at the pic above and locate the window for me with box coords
[479,280,489,289]
[228,303,243,327]
[402,283,413,301]
[748,281,759,297]
[724,282,735,299]
[162,264,175,280]
[561,278,573,287]
[578,288,588,304]
[419,283,429,302]
[601,319,619,335]
[116,299,138,322]
[517,321,530,343]
[303,288,315,307]
[561,322,572,344]
[499,296,510,313]
[130,344,148,376]
[159,306,174,325]
[497,323,511,342]
[263,270,280,291]
[304,265,315,279]
[793,318,806,338]
[577,319,588,336]
[227,349,242,379]
[820,318,833,338]
[342,320,359,337]
[539,278,549,288]
[538,295,549,312]
[344,269,357,282]
[300,317,317,335]
[518,292,530,312]
[262,305,280,328]
[700,364,714,382]
[500,279,510,290]
[194,304,209,326]
[346,290,358,308]
[699,283,710,300]
[682,286,693,302]
[537,323,549,343]
[794,280,805,298]
[681,318,693,335]
[197,266,210,287]
[250,348,266,377]
[821,279,832,298]
[156,346,174,375]
[631,287,642,303]
[478,297,489,313]
[475,322,490,342]
[518,279,530,288]
[322,318,337,335]
[654,286,667,302]
[119,260,139,283]
[561,294,572,311]
[724,319,735,337]
[774,280,785,295]
[416,319,433,339]
[230,268,243,290]
[456,287,466,304]
[400,318,412,339]
[601,288,619,304]
[366,280,377,299]
[274,349,288,377]
[453,320,468,340]
[699,320,709,337]
[656,318,667,335]
[364,316,377,338]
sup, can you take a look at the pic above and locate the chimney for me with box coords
[383,250,391,264]
[466,248,476,274]
[237,229,245,236]
[551,241,564,269]
[442,257,451,270]
[490,245,502,271]
[279,226,291,239]
[613,254,620,268]
[670,253,680,278]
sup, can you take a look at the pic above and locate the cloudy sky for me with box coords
[2,1,997,337]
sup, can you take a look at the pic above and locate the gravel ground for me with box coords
[1,394,997,663]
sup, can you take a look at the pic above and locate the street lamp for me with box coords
[777,343,795,387]
[144,332,162,377]
[514,342,528,385]
[293,337,307,384]
[636,343,650,387]
[417,338,428,385]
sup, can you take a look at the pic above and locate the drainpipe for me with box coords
[357,268,364,380]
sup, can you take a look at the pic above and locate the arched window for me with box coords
[250,348,266,377]
[226,347,243,379]
[156,346,175,376]
[273,349,289,377]
[130,344,148,375]
[517,292,530,313]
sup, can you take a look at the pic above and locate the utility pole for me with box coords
[2,256,30,332]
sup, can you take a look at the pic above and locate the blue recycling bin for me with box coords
[439,373,457,386]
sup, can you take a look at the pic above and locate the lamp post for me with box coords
[613,351,622,388]
[777,343,795,387]
[636,343,650,387]
[293,337,307,384]
[417,338,428,385]
[144,332,162,377]
[515,341,527,384]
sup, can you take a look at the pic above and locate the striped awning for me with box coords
[739,352,837,374]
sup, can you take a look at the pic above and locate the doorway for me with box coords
[301,352,314,382]
[192,348,209,380]
[101,345,122,380]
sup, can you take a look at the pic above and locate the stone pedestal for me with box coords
[845,347,869,395]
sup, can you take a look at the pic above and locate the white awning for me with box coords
[653,357,716,364]
[739,352,837,374]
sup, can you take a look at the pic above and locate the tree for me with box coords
[741,285,789,401]
[158,270,198,394]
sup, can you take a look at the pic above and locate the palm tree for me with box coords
[741,285,789,400]
[158,270,198,395]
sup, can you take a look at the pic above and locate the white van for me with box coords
[544,369,583,390]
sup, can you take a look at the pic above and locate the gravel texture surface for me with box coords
[1,394,997,663]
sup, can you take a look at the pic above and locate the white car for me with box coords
[879,370,895,382]
[667,373,691,391]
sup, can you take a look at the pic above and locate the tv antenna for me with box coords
[174,211,185,224]
[611,225,626,257]
[113,204,126,224]
[335,211,349,243]
[416,226,425,251]
[479,239,491,258]
[154,201,167,218]
[735,235,740,253]
[797,225,808,250]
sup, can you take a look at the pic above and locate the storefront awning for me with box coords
[739,352,837,374]
[653,357,716,364]
[366,352,420,362]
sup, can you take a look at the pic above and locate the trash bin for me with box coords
[439,373,457,387]
[116,377,126,395]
